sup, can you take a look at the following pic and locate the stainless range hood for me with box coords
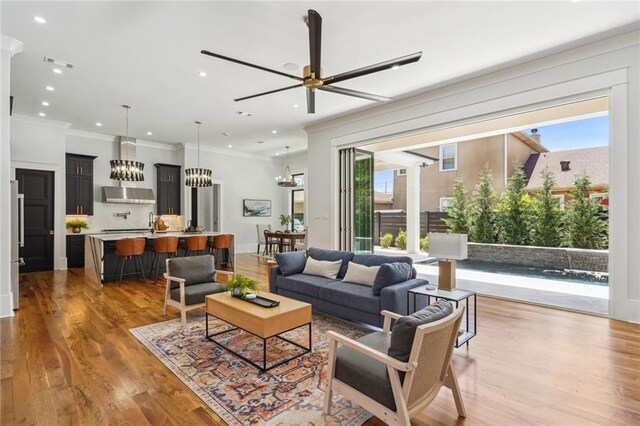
[102,137,156,204]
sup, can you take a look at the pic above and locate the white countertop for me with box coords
[87,231,233,241]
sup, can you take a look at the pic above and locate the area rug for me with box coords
[130,312,374,425]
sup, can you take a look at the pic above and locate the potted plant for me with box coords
[226,274,260,298]
[66,218,89,234]
[279,214,292,232]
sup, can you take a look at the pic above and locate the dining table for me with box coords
[265,231,306,254]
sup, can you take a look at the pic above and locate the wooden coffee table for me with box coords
[205,292,312,371]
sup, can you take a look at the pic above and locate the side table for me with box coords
[407,286,477,348]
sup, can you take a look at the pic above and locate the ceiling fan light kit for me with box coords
[201,9,422,114]
[185,121,213,187]
[110,105,145,181]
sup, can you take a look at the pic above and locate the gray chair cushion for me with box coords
[352,254,413,268]
[275,251,307,276]
[388,300,453,362]
[307,247,354,279]
[319,281,381,315]
[275,274,337,298]
[372,262,412,296]
[167,255,216,289]
[170,282,226,305]
[334,332,399,411]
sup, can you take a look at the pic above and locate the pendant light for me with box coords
[185,121,213,187]
[276,146,298,187]
[109,105,145,181]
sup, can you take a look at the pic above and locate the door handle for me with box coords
[18,194,24,247]
[49,229,54,236]
[80,166,83,175]
[76,205,79,215]
[80,205,83,215]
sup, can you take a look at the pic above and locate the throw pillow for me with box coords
[388,300,454,362]
[342,261,380,286]
[307,247,354,279]
[302,256,342,279]
[274,251,307,276]
[372,262,412,296]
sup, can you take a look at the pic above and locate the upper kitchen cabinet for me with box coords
[66,153,97,215]
[155,163,181,215]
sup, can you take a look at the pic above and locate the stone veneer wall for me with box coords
[467,243,609,272]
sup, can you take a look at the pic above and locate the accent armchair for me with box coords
[163,255,232,324]
[324,302,466,425]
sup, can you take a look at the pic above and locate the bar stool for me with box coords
[210,234,234,267]
[115,238,146,282]
[184,235,208,256]
[149,236,179,283]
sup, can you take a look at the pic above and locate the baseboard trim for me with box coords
[0,292,15,318]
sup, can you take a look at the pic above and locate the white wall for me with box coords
[305,30,640,323]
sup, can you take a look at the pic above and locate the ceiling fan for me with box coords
[201,9,422,114]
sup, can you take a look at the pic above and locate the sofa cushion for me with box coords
[352,253,413,268]
[388,300,453,362]
[307,247,354,279]
[274,251,307,276]
[276,273,337,299]
[372,262,413,296]
[335,332,399,411]
[167,255,216,289]
[170,282,226,305]
[342,261,379,286]
[319,281,381,315]
[303,256,342,279]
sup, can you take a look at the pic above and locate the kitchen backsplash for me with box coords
[66,202,184,234]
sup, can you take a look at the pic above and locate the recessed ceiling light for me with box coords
[272,130,277,134]
[33,16,46,24]
[222,132,230,137]
[53,68,62,74]
[38,112,46,117]
[283,63,299,72]
[45,86,54,91]
[95,122,102,127]
[227,144,233,148]
[41,101,49,106]
[293,104,299,108]
[391,65,400,71]
[198,71,207,77]
[146,131,152,136]
[275,153,280,156]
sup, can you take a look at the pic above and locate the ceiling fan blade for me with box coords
[201,50,303,81]
[308,9,322,78]
[323,52,422,85]
[306,88,315,114]
[234,84,304,102]
[319,85,391,102]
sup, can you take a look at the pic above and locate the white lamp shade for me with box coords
[428,233,468,260]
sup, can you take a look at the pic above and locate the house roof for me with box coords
[375,192,394,204]
[525,146,608,190]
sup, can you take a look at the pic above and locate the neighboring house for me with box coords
[524,145,609,208]
[392,131,548,211]
[374,191,394,211]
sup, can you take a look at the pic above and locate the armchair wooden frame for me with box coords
[163,258,233,324]
[324,307,466,425]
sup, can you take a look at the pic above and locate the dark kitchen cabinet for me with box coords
[66,153,96,215]
[155,163,181,215]
[66,235,85,268]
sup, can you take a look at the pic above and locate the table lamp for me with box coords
[428,233,468,291]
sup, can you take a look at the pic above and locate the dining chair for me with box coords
[256,224,271,255]
[264,230,280,256]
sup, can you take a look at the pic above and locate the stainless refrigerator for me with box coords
[11,180,24,310]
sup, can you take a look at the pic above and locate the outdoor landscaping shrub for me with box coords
[420,235,429,252]
[470,165,497,243]
[443,178,470,234]
[379,233,393,248]
[495,164,533,245]
[395,229,407,250]
[530,167,563,247]
[563,173,608,249]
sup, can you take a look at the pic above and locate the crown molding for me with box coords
[11,114,71,129]
[65,128,116,141]
[1,35,23,56]
[183,143,275,161]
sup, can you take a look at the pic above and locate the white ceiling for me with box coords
[3,1,638,156]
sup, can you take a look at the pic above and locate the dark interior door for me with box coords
[17,169,55,272]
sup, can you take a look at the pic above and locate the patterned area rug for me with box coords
[130,312,373,425]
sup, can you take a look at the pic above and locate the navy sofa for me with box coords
[269,247,429,327]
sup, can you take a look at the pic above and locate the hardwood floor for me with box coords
[2,253,639,425]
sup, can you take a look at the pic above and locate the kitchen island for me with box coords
[85,232,235,285]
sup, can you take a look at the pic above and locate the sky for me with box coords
[373,115,609,194]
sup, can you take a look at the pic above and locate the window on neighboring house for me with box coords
[439,143,457,171]
[292,173,305,187]
[553,194,565,210]
[397,168,407,176]
[589,192,608,209]
[440,197,454,212]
